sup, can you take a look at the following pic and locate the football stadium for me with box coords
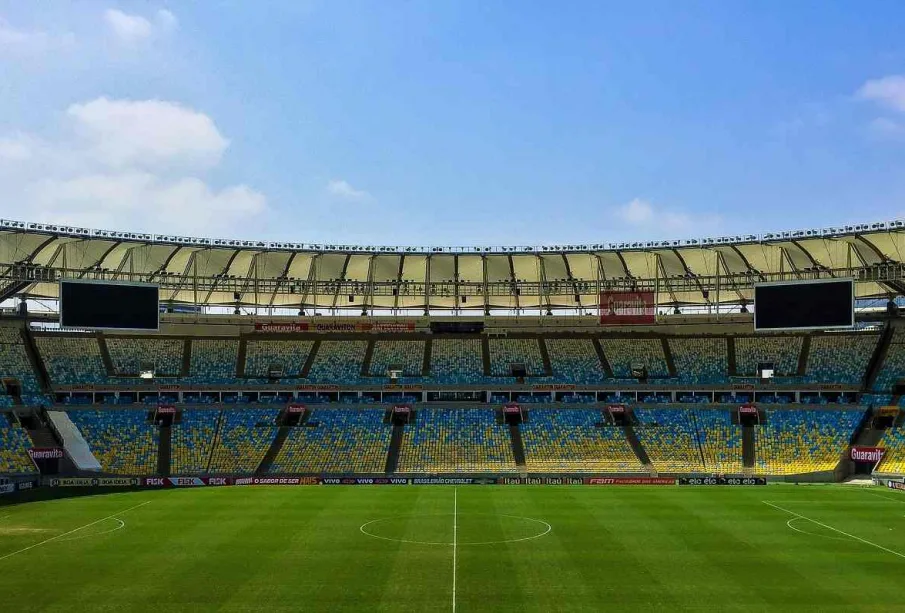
[0,220,905,610]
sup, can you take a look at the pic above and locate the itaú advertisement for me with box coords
[599,291,656,325]
[850,447,885,463]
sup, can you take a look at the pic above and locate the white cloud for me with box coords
[0,98,266,236]
[0,19,74,55]
[615,198,718,236]
[67,98,229,169]
[326,179,372,201]
[857,76,905,113]
[104,8,177,44]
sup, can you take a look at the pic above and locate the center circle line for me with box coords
[358,513,552,546]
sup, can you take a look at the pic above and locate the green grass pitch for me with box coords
[1,485,905,611]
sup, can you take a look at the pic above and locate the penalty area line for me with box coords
[762,500,905,560]
[0,500,151,562]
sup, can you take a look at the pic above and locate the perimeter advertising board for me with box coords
[599,291,656,325]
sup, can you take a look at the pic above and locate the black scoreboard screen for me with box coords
[60,280,159,331]
[754,279,853,332]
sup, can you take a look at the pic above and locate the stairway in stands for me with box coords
[157,424,172,476]
[622,409,652,473]
[508,423,527,472]
[257,420,292,475]
[384,422,405,473]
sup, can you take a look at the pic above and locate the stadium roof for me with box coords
[2,218,905,311]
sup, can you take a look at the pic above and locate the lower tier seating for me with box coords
[876,423,905,474]
[397,409,517,473]
[635,408,706,473]
[0,417,38,474]
[208,408,280,473]
[271,409,391,473]
[171,409,219,474]
[753,409,863,475]
[521,409,641,472]
[68,410,158,475]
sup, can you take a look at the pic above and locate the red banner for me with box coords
[599,291,656,325]
[286,404,307,414]
[156,405,177,414]
[28,448,64,460]
[503,404,521,414]
[738,405,758,414]
[851,447,885,463]
[254,321,416,333]
[585,477,676,485]
[607,405,626,414]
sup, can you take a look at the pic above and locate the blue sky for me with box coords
[2,1,905,246]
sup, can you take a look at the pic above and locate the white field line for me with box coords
[452,487,457,613]
[762,500,905,560]
[0,501,150,562]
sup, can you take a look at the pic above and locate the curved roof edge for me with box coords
[4,217,904,255]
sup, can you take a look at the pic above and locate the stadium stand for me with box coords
[397,409,517,473]
[546,339,606,384]
[107,337,184,376]
[429,339,485,384]
[0,417,38,474]
[272,409,391,473]
[600,338,669,378]
[488,338,544,375]
[189,340,239,384]
[307,340,367,384]
[521,409,641,472]
[0,327,41,394]
[754,409,863,475]
[208,408,280,473]
[735,335,803,376]
[36,335,108,385]
[876,422,905,474]
[634,408,705,473]
[695,410,743,473]
[369,340,425,377]
[669,337,728,384]
[244,340,313,378]
[68,410,158,474]
[805,334,879,385]
[171,410,220,474]
[873,329,905,392]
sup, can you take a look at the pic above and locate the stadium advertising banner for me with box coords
[254,321,417,333]
[879,406,900,417]
[503,404,521,414]
[887,481,905,492]
[50,477,139,487]
[678,477,767,486]
[142,477,232,487]
[28,448,65,460]
[498,477,584,485]
[156,405,177,414]
[585,477,676,485]
[851,447,885,463]
[599,291,656,325]
[286,404,306,414]
[738,405,758,415]
[321,478,411,486]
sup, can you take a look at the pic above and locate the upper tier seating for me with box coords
[805,334,879,385]
[36,336,108,384]
[68,410,158,474]
[601,338,669,378]
[754,408,863,475]
[171,409,219,474]
[876,423,905,474]
[369,340,425,377]
[0,327,40,393]
[546,339,606,384]
[188,340,239,384]
[521,409,641,473]
[245,340,313,378]
[0,418,38,474]
[107,338,183,376]
[208,408,280,473]
[735,335,802,376]
[874,329,905,392]
[271,408,391,473]
[489,339,545,376]
[669,337,728,384]
[634,408,705,473]
[430,339,485,384]
[397,409,517,473]
[307,341,367,384]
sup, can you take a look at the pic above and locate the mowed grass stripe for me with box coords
[1,486,905,611]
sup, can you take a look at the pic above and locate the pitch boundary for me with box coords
[762,500,905,560]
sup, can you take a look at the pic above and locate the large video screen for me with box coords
[754,279,853,331]
[60,280,159,331]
